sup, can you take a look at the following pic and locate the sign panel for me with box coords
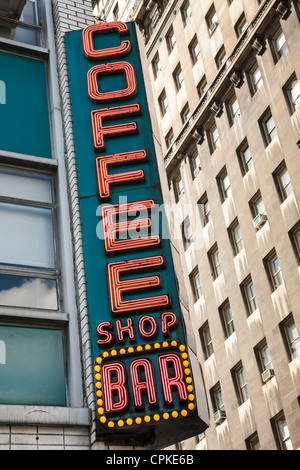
[66,22,209,448]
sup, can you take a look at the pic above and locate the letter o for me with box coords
[138,315,158,338]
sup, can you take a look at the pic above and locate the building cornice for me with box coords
[161,0,291,172]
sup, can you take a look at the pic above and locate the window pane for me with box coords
[0,325,66,405]
[0,169,53,203]
[0,202,55,269]
[0,19,40,46]
[20,0,39,25]
[0,274,58,310]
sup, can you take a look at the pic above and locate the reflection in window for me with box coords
[0,0,40,46]
[0,275,58,310]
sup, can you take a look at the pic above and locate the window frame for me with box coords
[0,0,42,47]
[0,165,61,312]
[173,63,184,91]
[237,139,254,176]
[166,26,176,53]
[283,73,300,114]
[208,122,220,154]
[273,161,293,202]
[219,299,235,338]
[264,249,284,291]
[272,27,288,62]
[241,275,258,315]
[259,108,277,146]
[271,412,293,450]
[189,35,201,64]
[190,267,202,302]
[228,218,244,255]
[280,314,300,361]
[209,244,223,280]
[198,193,211,227]
[232,362,249,405]
[182,216,193,250]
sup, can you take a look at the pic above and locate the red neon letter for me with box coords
[130,358,157,408]
[138,315,158,338]
[91,103,140,151]
[116,317,135,343]
[96,150,147,200]
[158,353,188,404]
[102,362,128,413]
[102,199,160,251]
[107,256,170,315]
[161,312,178,336]
[87,62,137,102]
[82,22,131,60]
[96,321,113,345]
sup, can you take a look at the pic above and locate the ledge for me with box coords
[0,405,91,427]
[0,37,49,58]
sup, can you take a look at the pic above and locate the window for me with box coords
[241,276,258,315]
[173,173,184,202]
[259,109,277,146]
[173,64,184,91]
[255,339,273,374]
[210,383,225,414]
[249,62,263,94]
[189,35,201,64]
[189,146,201,177]
[0,325,66,406]
[272,27,288,62]
[227,92,240,125]
[0,0,41,46]
[246,432,261,450]
[197,75,209,97]
[180,103,191,124]
[198,193,211,227]
[272,412,293,450]
[208,122,220,153]
[219,300,235,337]
[218,168,232,201]
[215,46,227,69]
[165,128,174,148]
[264,249,284,290]
[181,1,192,25]
[152,53,161,79]
[229,219,244,255]
[280,314,300,361]
[288,221,300,262]
[209,244,223,279]
[206,5,218,35]
[235,13,247,37]
[283,74,300,114]
[237,140,254,175]
[250,191,266,218]
[273,162,293,201]
[0,168,58,311]
[190,268,202,301]
[232,362,249,404]
[158,89,168,116]
[166,26,176,53]
[200,322,214,359]
[182,216,193,250]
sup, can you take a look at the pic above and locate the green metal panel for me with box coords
[0,51,52,158]
[0,325,66,406]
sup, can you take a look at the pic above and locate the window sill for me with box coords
[0,404,91,427]
[0,37,49,59]
[0,306,69,326]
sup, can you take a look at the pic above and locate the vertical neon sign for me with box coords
[66,21,208,447]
